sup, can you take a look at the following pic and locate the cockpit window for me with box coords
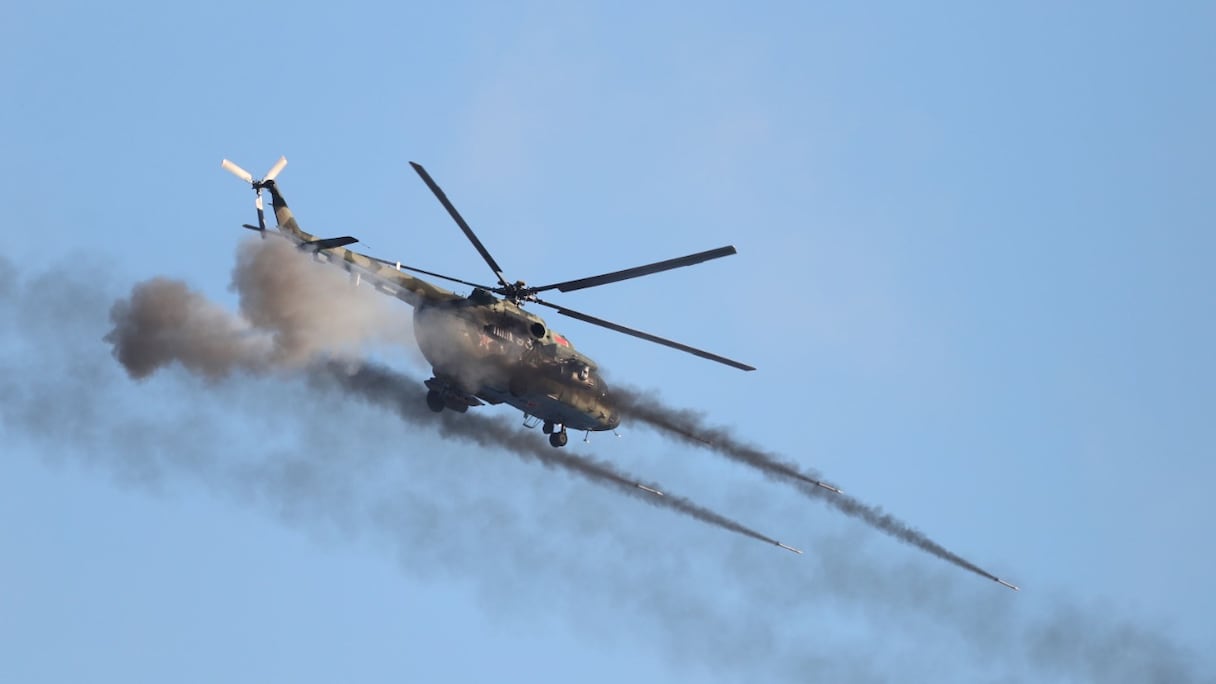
[565,360,595,385]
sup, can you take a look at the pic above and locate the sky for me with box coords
[1,1,1214,682]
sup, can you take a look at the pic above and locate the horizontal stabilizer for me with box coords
[299,236,359,252]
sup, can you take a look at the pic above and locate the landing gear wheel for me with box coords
[548,430,568,448]
[426,390,445,413]
[542,421,554,434]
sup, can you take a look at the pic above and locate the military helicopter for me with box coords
[221,157,754,447]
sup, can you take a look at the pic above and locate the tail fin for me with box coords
[222,157,349,248]
[260,179,307,239]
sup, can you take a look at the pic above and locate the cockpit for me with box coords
[564,359,604,388]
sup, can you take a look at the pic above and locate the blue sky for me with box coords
[2,1,1213,682]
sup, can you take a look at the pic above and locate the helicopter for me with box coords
[221,157,754,447]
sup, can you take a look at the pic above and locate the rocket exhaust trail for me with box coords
[615,387,1016,587]
[324,362,801,554]
[615,392,845,495]
[826,488,1012,586]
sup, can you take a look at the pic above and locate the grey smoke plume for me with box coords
[325,362,795,551]
[105,238,415,379]
[614,387,1012,586]
[103,239,796,551]
[1,249,1205,683]
[231,238,414,365]
[105,276,273,379]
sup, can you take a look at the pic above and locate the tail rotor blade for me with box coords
[263,156,287,182]
[221,159,254,184]
[223,157,281,233]
[255,190,266,230]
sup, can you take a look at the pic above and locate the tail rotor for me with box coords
[221,156,287,235]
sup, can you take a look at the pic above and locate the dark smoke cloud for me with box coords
[614,387,1011,585]
[105,277,272,379]
[0,249,1206,683]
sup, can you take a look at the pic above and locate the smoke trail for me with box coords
[2,253,1206,683]
[324,361,797,552]
[103,239,797,552]
[614,386,1011,585]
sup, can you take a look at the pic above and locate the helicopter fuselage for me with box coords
[412,292,620,432]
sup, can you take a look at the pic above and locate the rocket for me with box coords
[792,472,842,494]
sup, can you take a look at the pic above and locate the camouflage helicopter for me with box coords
[221,157,754,447]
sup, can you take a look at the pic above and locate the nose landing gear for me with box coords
[532,418,568,447]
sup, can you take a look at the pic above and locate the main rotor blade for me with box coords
[532,246,738,294]
[221,159,254,184]
[409,162,510,290]
[532,298,755,371]
[263,156,288,182]
[366,256,495,291]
